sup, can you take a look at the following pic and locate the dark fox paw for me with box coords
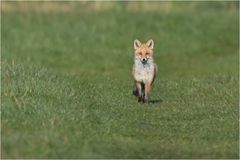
[143,99,149,104]
[138,97,142,102]
[133,90,138,97]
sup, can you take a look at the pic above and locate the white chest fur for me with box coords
[134,58,155,83]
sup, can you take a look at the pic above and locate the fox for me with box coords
[132,39,157,103]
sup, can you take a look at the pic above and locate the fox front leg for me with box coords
[132,81,138,97]
[143,82,151,103]
[136,82,143,102]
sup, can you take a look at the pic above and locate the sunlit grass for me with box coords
[1,7,239,158]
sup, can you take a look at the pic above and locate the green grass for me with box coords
[1,7,239,159]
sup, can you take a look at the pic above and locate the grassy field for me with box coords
[1,2,239,159]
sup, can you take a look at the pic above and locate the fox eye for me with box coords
[146,53,149,55]
[139,52,142,55]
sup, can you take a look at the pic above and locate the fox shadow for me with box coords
[148,99,163,104]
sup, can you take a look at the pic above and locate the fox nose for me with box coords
[142,58,146,61]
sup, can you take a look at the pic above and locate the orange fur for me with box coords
[132,39,157,103]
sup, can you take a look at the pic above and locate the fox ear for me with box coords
[134,39,141,50]
[146,39,154,49]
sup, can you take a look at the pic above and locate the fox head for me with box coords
[134,39,154,64]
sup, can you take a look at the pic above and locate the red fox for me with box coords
[132,39,157,103]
